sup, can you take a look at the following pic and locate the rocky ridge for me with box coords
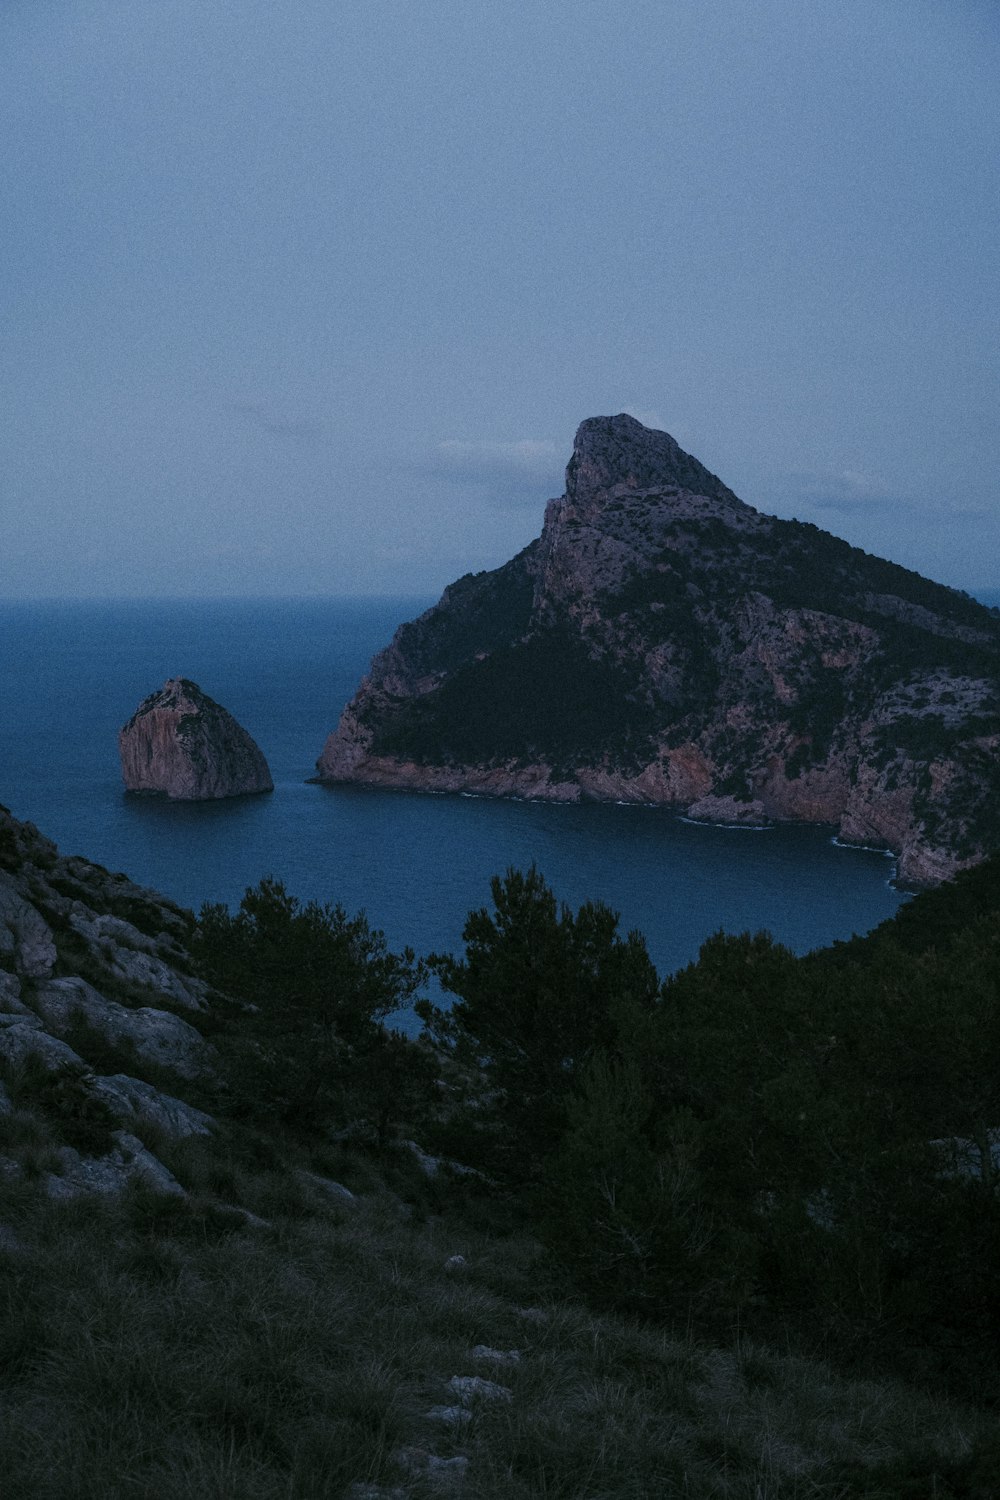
[317,414,1000,885]
[0,803,216,1199]
[119,677,273,800]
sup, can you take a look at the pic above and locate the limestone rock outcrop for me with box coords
[42,1131,185,1200]
[119,678,272,800]
[0,802,216,1195]
[33,976,214,1080]
[317,413,1000,885]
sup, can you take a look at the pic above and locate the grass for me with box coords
[0,1142,991,1500]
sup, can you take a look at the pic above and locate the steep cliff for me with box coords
[120,678,273,801]
[317,414,1000,885]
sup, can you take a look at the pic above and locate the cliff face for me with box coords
[317,414,1000,885]
[119,679,273,801]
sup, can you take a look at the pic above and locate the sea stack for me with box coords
[316,413,1000,885]
[119,679,273,801]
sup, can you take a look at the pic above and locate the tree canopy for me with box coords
[418,865,660,1174]
[195,877,427,1135]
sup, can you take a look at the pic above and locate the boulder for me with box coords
[0,872,56,979]
[101,946,208,1011]
[472,1345,521,1366]
[32,976,214,1079]
[424,1406,471,1430]
[447,1374,512,1405]
[0,1010,43,1032]
[90,1074,215,1138]
[296,1170,358,1207]
[0,969,39,1023]
[43,1130,183,1199]
[119,678,273,800]
[0,968,25,1010]
[0,1023,86,1073]
[392,1448,469,1490]
[68,909,208,1009]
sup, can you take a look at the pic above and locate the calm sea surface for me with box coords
[1,597,909,1021]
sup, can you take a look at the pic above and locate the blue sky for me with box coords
[2,0,997,597]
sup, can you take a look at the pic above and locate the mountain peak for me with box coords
[566,414,745,510]
[316,412,1000,885]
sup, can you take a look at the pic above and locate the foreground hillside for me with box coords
[318,414,1000,884]
[2,802,999,1496]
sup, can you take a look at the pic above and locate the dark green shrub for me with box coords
[420,866,660,1179]
[194,878,430,1138]
[1,1054,117,1157]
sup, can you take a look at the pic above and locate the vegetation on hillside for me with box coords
[195,858,1000,1407]
[362,507,1000,783]
[193,879,430,1141]
[4,848,1000,1494]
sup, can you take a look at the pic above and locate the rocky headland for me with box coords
[119,677,273,801]
[317,414,1000,885]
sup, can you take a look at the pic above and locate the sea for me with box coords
[0,594,928,1025]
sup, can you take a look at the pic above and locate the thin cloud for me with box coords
[422,437,564,501]
[234,401,325,442]
[778,468,909,514]
[622,407,667,433]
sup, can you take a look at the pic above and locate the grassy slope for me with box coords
[0,1120,993,1499]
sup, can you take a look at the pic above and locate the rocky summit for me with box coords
[119,678,273,801]
[317,413,1000,885]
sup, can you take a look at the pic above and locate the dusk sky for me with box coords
[3,0,998,598]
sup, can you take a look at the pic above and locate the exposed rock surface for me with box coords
[43,1131,185,1199]
[296,1169,358,1207]
[0,803,217,1194]
[317,414,1000,885]
[119,677,273,800]
[90,1073,215,1138]
[33,976,213,1080]
[0,1022,85,1072]
[448,1374,513,1405]
[0,870,57,978]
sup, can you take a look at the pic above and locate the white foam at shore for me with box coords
[831,836,894,858]
[680,816,772,832]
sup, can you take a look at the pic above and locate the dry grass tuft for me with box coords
[0,1150,991,1498]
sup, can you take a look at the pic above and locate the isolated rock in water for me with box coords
[119,678,272,801]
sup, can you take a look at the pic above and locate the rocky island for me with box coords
[317,414,1000,885]
[119,678,273,801]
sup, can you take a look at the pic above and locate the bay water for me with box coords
[1,597,908,1026]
